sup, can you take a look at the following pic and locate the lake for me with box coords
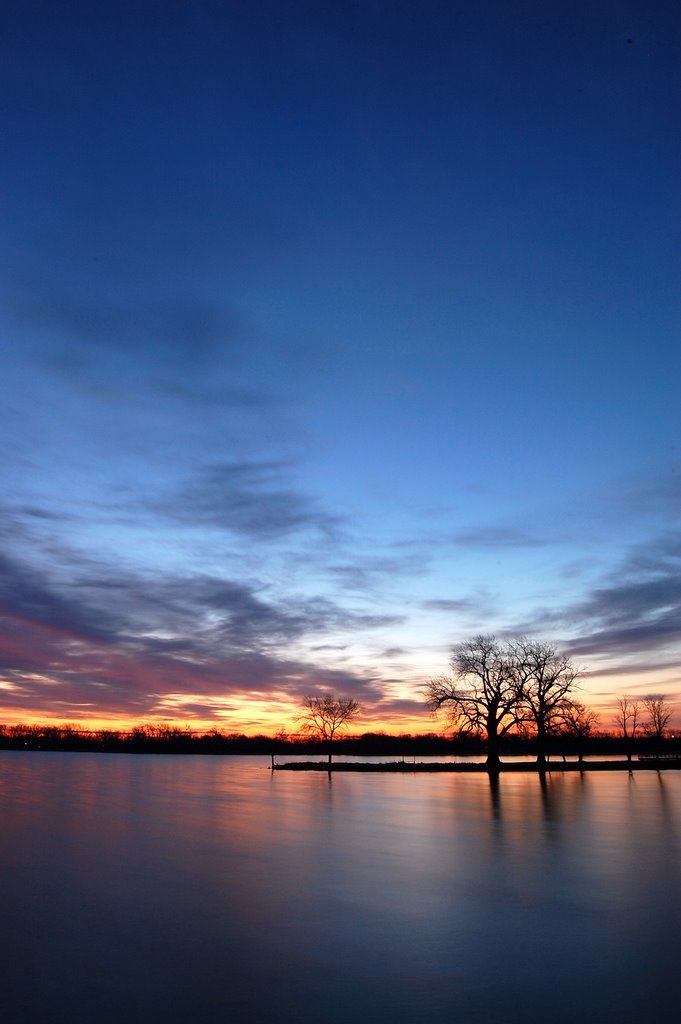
[1,752,679,1023]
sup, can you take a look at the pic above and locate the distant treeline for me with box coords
[0,722,679,758]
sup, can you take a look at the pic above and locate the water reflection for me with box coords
[488,769,501,820]
[1,753,680,1023]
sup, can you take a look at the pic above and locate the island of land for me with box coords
[272,756,681,773]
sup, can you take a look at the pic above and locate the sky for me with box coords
[1,0,679,735]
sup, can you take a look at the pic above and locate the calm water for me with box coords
[1,753,680,1023]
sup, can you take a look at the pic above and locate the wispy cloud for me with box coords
[0,551,125,646]
[325,551,427,592]
[565,585,680,658]
[420,597,483,613]
[0,536,397,722]
[7,284,243,357]
[165,461,341,541]
[519,532,681,663]
[450,525,554,549]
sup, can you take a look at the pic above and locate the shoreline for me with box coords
[273,758,681,773]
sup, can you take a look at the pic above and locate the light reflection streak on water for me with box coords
[1,753,680,1023]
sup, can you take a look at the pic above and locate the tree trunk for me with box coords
[536,721,547,769]
[486,721,501,771]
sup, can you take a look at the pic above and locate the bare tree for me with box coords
[615,696,640,764]
[299,695,361,765]
[642,694,672,758]
[425,635,518,770]
[512,638,579,768]
[559,699,598,763]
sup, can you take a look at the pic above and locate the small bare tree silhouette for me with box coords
[299,695,361,766]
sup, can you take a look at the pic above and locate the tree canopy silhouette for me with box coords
[425,635,518,770]
[642,694,672,757]
[512,637,579,767]
[615,695,640,763]
[426,635,580,769]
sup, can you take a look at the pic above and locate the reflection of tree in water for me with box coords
[488,771,502,822]
[488,773,590,852]
[312,767,335,807]
[537,773,570,847]
[539,772,566,828]
[487,773,559,831]
[541,770,594,843]
[654,771,679,855]
[538,770,551,818]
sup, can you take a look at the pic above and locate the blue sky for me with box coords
[1,1,679,732]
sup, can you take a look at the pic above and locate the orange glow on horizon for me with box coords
[6,700,681,739]
[1,703,446,737]
[2,669,679,738]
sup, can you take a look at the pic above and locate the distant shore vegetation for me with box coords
[0,720,679,762]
